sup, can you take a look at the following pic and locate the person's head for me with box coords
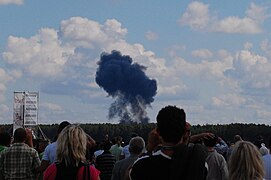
[204,134,218,148]
[0,132,11,147]
[229,141,264,180]
[146,128,162,152]
[233,134,242,144]
[104,134,109,142]
[57,121,71,135]
[13,128,26,143]
[259,143,269,156]
[156,105,186,144]
[57,125,87,166]
[115,136,123,146]
[129,136,145,155]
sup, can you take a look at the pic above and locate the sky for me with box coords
[0,0,271,125]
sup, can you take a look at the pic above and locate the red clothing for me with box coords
[44,163,100,180]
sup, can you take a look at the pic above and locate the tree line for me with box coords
[1,123,271,145]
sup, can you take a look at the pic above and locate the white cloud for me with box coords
[60,17,127,49]
[255,109,271,120]
[0,68,14,102]
[2,17,170,101]
[40,102,63,112]
[158,84,187,96]
[246,3,270,23]
[212,16,262,34]
[3,28,74,78]
[261,39,271,58]
[167,45,186,58]
[2,15,270,125]
[0,0,23,5]
[0,104,9,122]
[191,49,213,59]
[145,31,158,41]
[173,54,233,80]
[212,93,246,107]
[226,50,271,92]
[179,1,267,34]
[244,42,253,50]
[179,1,210,30]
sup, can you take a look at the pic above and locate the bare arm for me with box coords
[86,134,96,148]
[189,132,214,143]
[25,128,33,147]
[37,160,50,173]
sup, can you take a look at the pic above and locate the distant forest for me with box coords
[1,123,271,146]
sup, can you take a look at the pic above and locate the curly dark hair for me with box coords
[156,105,186,144]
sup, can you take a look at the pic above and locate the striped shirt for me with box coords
[0,143,41,180]
[95,151,116,180]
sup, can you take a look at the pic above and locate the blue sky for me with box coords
[0,0,271,125]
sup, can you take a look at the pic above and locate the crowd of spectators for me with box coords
[0,105,270,180]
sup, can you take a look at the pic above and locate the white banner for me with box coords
[24,92,38,126]
[13,92,24,131]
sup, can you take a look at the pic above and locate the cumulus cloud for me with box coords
[191,49,213,59]
[0,0,23,5]
[244,42,253,50]
[179,1,267,34]
[226,49,271,93]
[173,54,233,81]
[145,31,158,40]
[2,15,270,125]
[2,17,170,101]
[213,17,262,34]
[179,1,210,30]
[3,28,74,78]
[60,17,127,49]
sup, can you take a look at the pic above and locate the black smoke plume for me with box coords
[95,50,157,124]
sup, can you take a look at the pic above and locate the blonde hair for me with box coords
[56,124,87,166]
[229,141,264,180]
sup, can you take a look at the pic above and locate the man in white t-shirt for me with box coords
[38,121,70,173]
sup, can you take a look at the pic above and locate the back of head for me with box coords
[129,136,145,155]
[204,134,218,147]
[57,121,71,135]
[14,128,26,143]
[233,135,242,143]
[229,141,264,180]
[0,132,11,146]
[57,125,87,166]
[156,105,186,144]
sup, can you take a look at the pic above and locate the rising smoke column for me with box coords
[95,50,157,124]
